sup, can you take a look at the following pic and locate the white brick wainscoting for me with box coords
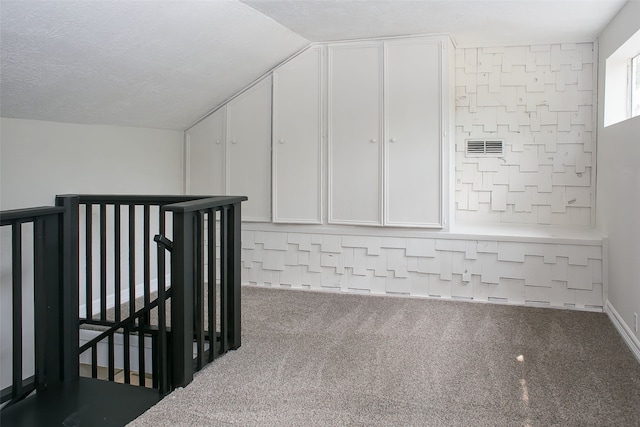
[240,226,604,311]
[455,43,596,226]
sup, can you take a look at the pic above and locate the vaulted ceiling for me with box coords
[0,0,627,131]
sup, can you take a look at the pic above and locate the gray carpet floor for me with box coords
[129,285,640,426]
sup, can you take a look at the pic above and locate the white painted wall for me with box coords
[596,0,640,358]
[0,118,184,389]
[0,118,184,209]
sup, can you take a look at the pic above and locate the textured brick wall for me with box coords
[455,43,595,226]
[239,229,603,311]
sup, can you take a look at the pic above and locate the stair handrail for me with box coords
[0,205,66,407]
[160,195,247,387]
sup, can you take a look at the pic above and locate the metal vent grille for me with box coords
[465,139,504,157]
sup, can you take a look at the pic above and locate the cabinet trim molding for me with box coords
[383,37,445,228]
[272,45,324,224]
[328,37,449,229]
[327,42,385,226]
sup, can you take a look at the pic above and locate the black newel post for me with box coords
[226,202,242,350]
[33,212,62,390]
[170,209,195,388]
[56,195,80,382]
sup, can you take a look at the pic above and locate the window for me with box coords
[604,29,640,127]
[632,53,640,118]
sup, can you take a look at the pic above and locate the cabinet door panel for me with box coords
[227,77,272,222]
[385,41,442,226]
[329,44,383,225]
[186,108,225,195]
[273,46,323,223]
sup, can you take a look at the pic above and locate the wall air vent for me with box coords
[465,139,504,157]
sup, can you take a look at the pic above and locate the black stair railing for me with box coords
[159,195,245,387]
[55,194,246,394]
[56,195,188,393]
[1,194,245,412]
[0,206,67,407]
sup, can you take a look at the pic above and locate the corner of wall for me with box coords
[605,300,640,363]
[183,131,190,195]
[596,0,640,365]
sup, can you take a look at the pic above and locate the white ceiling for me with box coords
[241,0,627,46]
[0,0,308,130]
[0,0,627,131]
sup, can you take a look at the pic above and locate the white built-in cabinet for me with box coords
[186,35,450,228]
[272,46,323,223]
[186,76,272,222]
[186,107,225,195]
[328,42,384,225]
[227,77,272,222]
[384,40,443,227]
[328,37,447,227]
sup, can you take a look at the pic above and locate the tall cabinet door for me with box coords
[385,40,442,227]
[186,107,226,195]
[328,43,383,225]
[227,77,272,222]
[273,46,323,224]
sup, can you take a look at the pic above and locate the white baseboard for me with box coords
[79,329,153,374]
[605,300,640,363]
[79,273,171,318]
[79,327,205,374]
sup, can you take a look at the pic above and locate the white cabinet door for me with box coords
[186,107,226,195]
[227,77,272,222]
[328,43,383,225]
[273,46,323,223]
[385,40,442,227]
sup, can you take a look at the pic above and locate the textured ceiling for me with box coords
[0,0,308,130]
[0,0,628,131]
[240,0,627,46]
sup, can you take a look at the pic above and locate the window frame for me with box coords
[604,28,640,127]
[631,52,640,119]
